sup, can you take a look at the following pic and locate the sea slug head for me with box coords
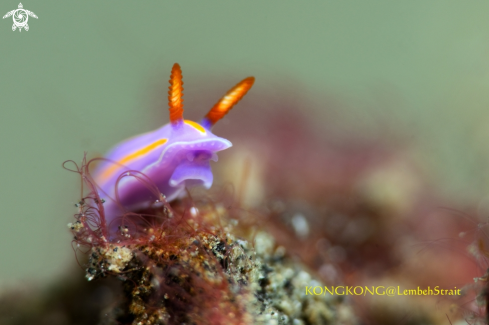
[163,63,255,191]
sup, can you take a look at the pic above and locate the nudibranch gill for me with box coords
[92,63,255,227]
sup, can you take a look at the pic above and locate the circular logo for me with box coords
[13,9,27,27]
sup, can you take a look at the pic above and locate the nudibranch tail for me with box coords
[202,76,255,128]
[168,63,184,125]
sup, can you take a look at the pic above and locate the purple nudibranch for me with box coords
[92,63,255,231]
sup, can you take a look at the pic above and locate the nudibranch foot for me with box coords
[169,159,213,188]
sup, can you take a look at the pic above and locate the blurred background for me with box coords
[2,1,489,323]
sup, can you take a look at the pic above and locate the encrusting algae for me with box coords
[64,156,357,325]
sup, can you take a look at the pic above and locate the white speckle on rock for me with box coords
[291,214,309,239]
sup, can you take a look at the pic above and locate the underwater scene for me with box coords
[2,2,489,324]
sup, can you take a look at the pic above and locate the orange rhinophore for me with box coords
[168,63,184,124]
[203,76,255,127]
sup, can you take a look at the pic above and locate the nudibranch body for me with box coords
[93,63,254,228]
